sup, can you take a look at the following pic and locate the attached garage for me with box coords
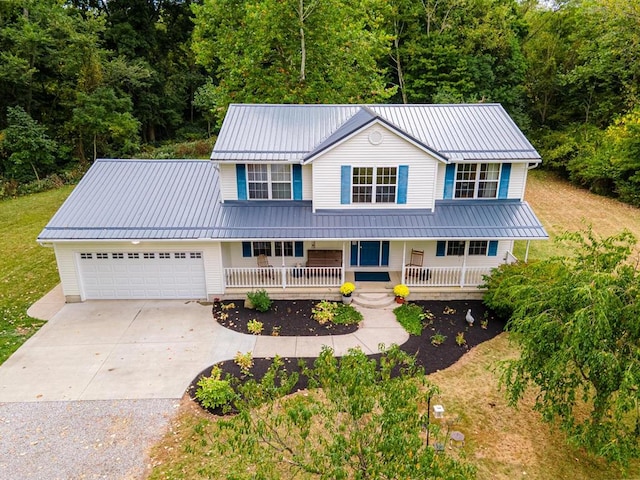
[77,251,206,300]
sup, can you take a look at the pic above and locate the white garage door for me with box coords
[78,251,206,300]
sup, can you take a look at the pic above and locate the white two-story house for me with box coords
[38,104,547,302]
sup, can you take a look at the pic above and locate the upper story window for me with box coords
[455,164,500,199]
[352,167,397,203]
[247,164,292,200]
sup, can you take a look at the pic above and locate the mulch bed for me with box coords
[213,299,359,336]
[190,299,506,414]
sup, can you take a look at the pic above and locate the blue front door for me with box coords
[360,241,380,266]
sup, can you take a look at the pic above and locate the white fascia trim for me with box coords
[302,118,449,164]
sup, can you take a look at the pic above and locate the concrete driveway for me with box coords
[0,300,256,402]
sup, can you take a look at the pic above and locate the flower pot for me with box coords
[342,295,353,305]
[395,296,405,304]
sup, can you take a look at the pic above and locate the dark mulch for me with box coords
[213,299,359,336]
[190,299,506,414]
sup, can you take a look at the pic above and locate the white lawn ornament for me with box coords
[465,309,475,326]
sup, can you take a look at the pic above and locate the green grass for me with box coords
[0,186,73,364]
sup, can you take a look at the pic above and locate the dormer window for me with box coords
[455,163,500,199]
[247,164,292,199]
[352,167,397,203]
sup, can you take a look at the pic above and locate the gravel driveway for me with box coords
[0,399,178,480]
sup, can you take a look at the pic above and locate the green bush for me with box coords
[312,301,363,325]
[393,303,426,336]
[332,303,363,325]
[195,366,235,412]
[246,289,272,312]
[312,300,337,324]
[247,319,264,335]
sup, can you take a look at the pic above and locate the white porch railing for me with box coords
[505,250,518,264]
[224,266,343,289]
[404,266,493,287]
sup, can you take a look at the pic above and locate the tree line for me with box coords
[1,0,638,205]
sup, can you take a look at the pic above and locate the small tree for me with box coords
[217,346,474,478]
[484,227,640,466]
[1,106,58,183]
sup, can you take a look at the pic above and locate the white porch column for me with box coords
[341,242,346,284]
[280,243,286,289]
[460,242,468,287]
[524,240,531,263]
[401,242,407,284]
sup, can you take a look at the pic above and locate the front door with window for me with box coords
[350,241,390,267]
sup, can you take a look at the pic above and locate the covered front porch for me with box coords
[221,239,508,292]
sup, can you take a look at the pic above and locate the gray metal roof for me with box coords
[211,104,541,162]
[39,159,547,241]
[39,159,222,240]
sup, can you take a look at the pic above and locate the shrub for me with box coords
[332,303,363,325]
[312,301,363,325]
[195,366,235,412]
[455,332,466,346]
[312,300,337,324]
[247,319,264,335]
[393,284,410,298]
[234,351,254,375]
[393,303,426,336]
[430,332,446,346]
[247,289,272,312]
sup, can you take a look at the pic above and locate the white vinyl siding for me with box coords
[508,163,528,200]
[302,164,313,200]
[219,163,238,201]
[312,124,439,210]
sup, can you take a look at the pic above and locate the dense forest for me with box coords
[0,0,639,206]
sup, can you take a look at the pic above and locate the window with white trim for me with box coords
[455,163,500,198]
[468,240,488,255]
[446,240,466,256]
[274,241,294,257]
[247,164,292,200]
[252,241,272,256]
[352,167,397,203]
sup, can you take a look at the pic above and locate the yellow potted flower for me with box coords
[393,284,410,304]
[340,282,356,304]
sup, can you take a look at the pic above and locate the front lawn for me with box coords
[0,186,73,364]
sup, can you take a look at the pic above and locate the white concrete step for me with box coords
[353,292,397,309]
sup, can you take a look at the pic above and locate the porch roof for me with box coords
[211,199,548,240]
[38,158,547,241]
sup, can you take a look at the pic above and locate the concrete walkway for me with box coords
[0,291,408,403]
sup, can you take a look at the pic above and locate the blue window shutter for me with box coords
[498,163,511,199]
[381,241,390,266]
[436,241,446,257]
[292,164,302,200]
[242,241,252,257]
[294,241,303,257]
[488,240,498,256]
[236,164,247,200]
[397,165,408,204]
[350,242,358,266]
[341,165,351,204]
[443,164,455,199]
